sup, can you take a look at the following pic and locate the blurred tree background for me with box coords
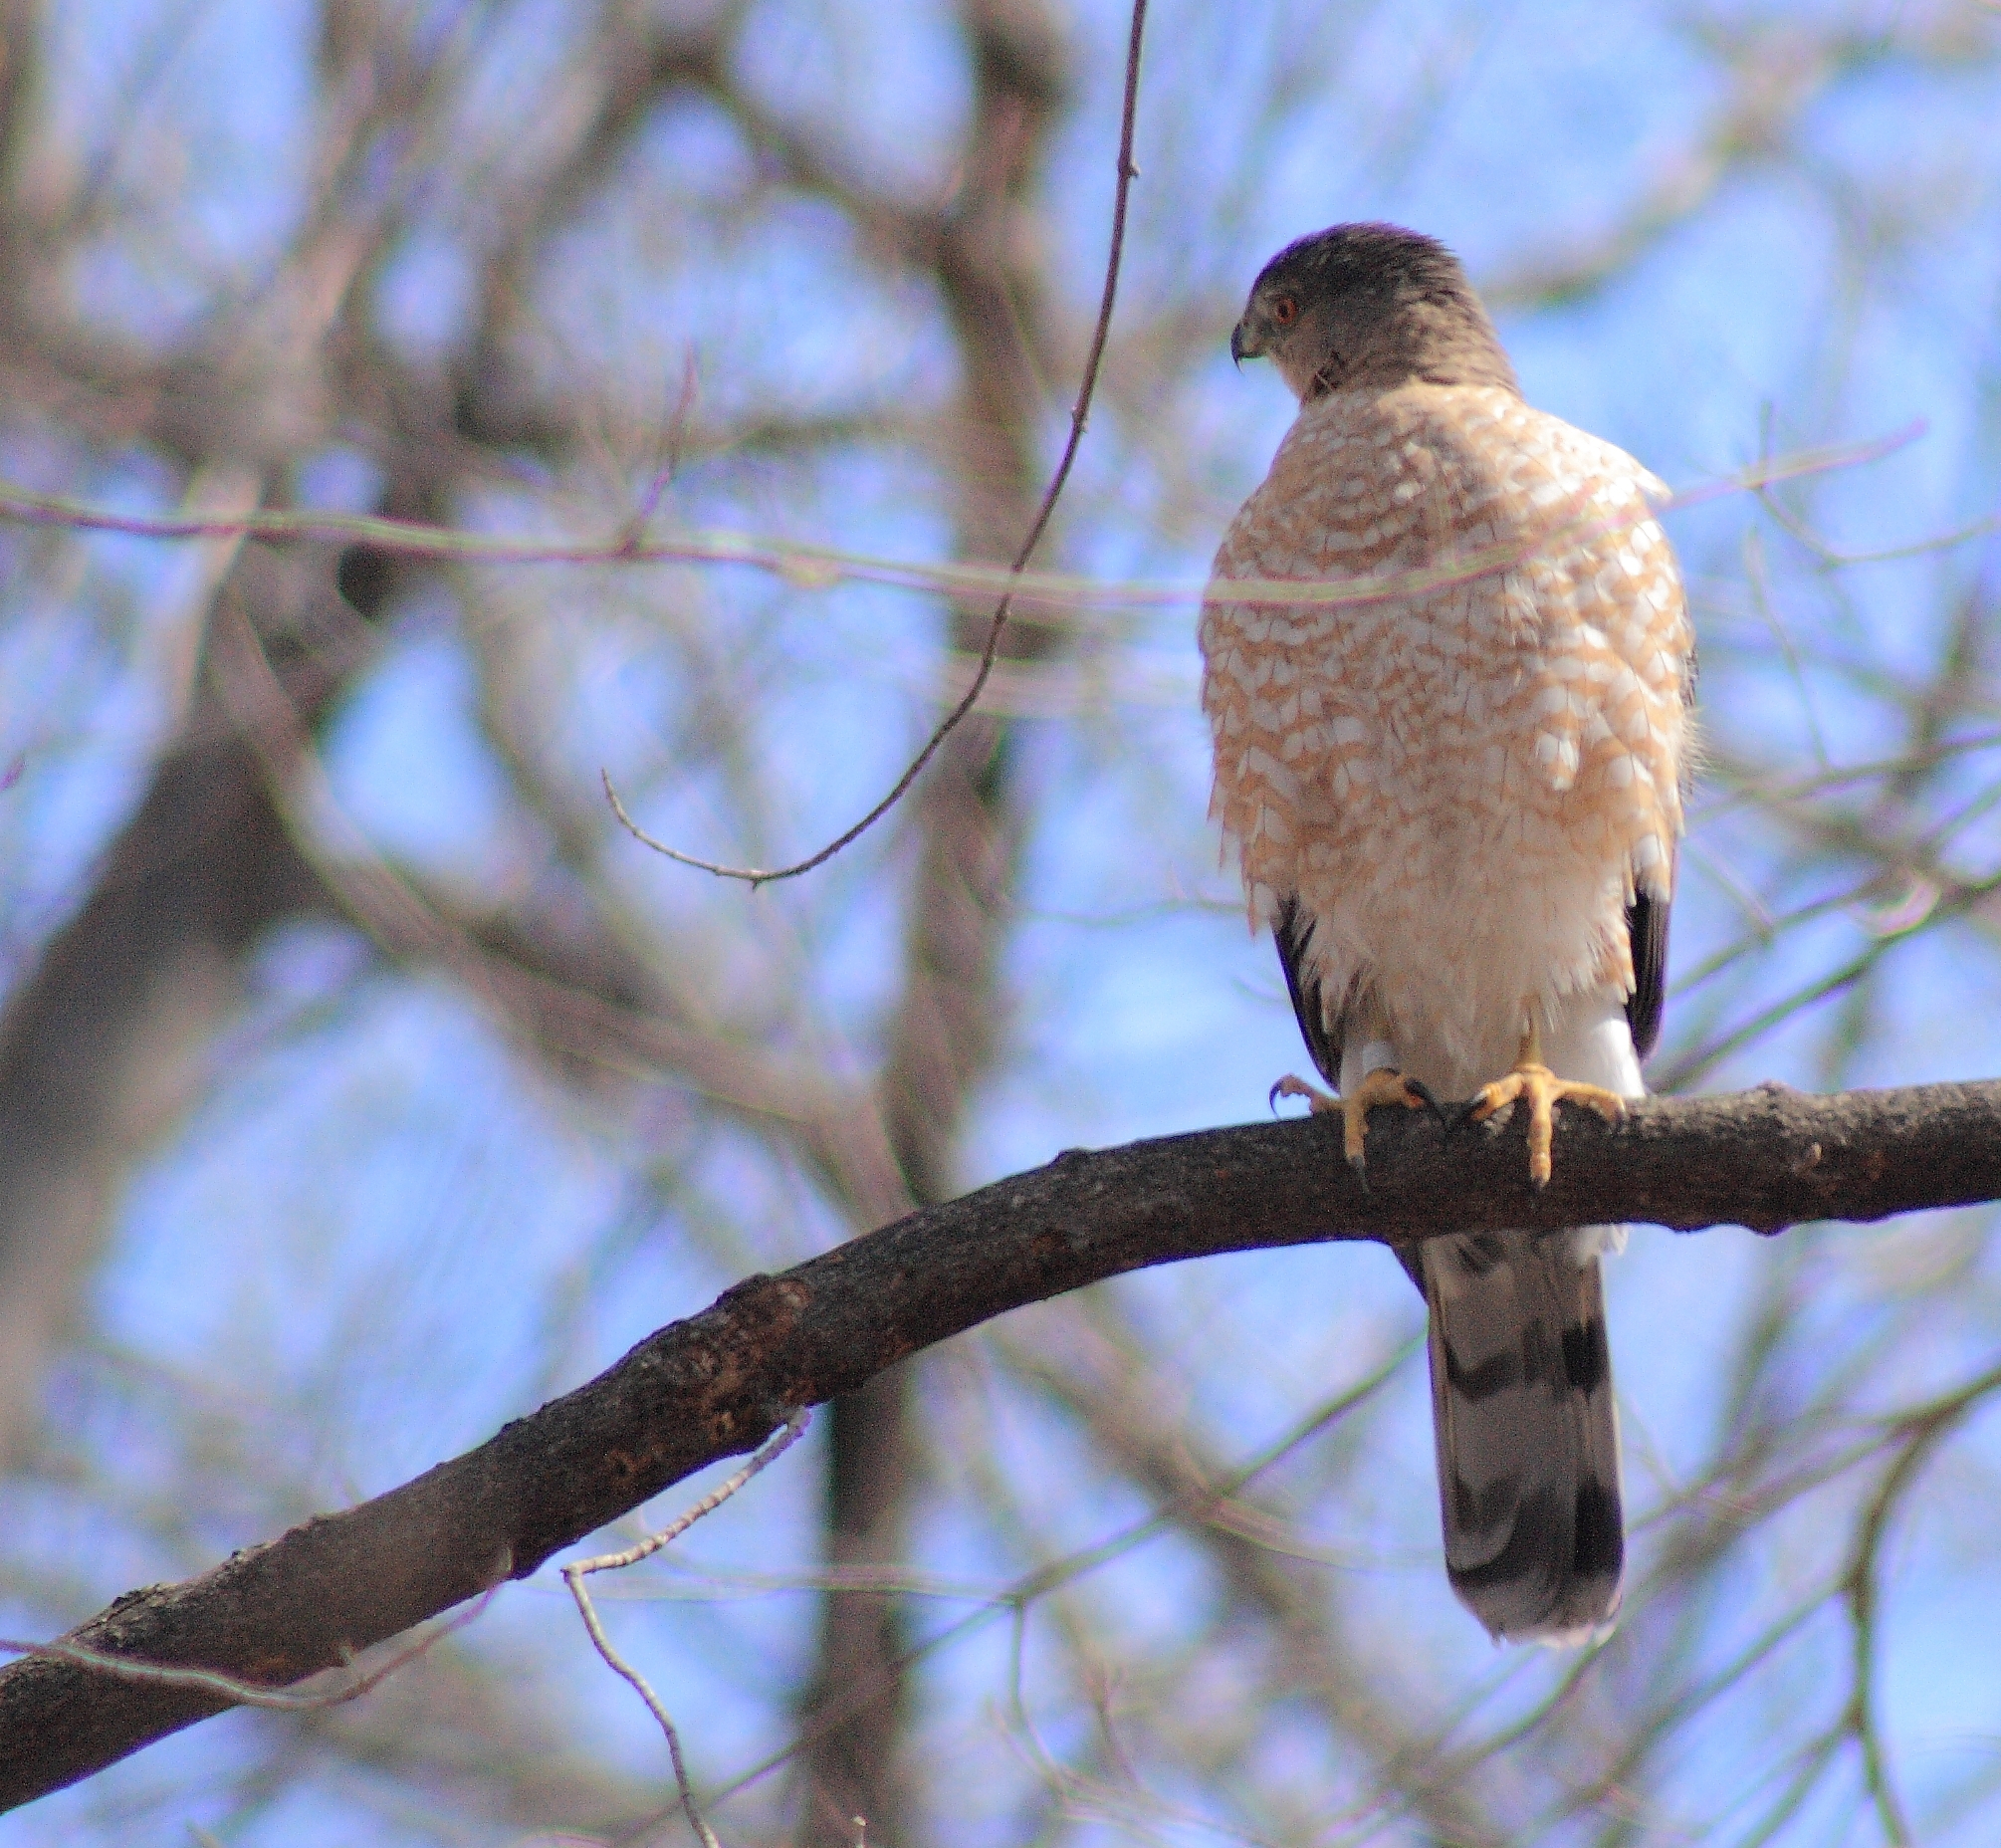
[2,0,2001,1842]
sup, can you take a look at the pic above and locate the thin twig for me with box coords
[1756,485,2001,568]
[697,1345,1411,1813]
[623,346,703,550]
[0,1583,501,1712]
[1837,1360,2001,1848]
[601,0,1151,888]
[0,424,1915,617]
[598,419,1921,880]
[561,1409,812,1848]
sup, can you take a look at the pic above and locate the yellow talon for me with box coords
[1469,1013,1626,1187]
[1273,1066,1430,1171]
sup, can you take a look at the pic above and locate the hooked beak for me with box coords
[1229,318,1256,367]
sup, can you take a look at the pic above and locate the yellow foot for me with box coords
[1271,1067,1432,1172]
[1468,1061,1626,1188]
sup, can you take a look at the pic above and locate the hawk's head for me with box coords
[1230,223,1518,402]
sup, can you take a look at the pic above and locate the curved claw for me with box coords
[1271,1068,1431,1195]
[1340,1066,1431,1180]
[1468,1060,1626,1189]
[1270,1072,1337,1115]
[1446,1094,1488,1132]
[1403,1076,1447,1130]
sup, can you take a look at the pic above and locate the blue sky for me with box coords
[5,0,2001,1842]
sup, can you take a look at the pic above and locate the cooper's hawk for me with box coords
[1201,224,1693,1642]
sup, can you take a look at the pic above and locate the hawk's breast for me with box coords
[1200,382,1691,1080]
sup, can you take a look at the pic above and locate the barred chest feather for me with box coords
[1200,382,1692,1092]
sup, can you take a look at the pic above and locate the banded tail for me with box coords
[1422,1227,1624,1642]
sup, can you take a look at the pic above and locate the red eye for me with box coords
[1272,296,1299,327]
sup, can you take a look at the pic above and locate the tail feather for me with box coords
[1423,1229,1624,1643]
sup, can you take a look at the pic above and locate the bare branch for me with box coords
[0,422,1921,614]
[2,1076,1999,1809]
[563,1411,813,1848]
[603,0,1151,887]
[0,1587,499,1712]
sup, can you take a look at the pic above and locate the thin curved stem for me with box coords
[603,0,1151,888]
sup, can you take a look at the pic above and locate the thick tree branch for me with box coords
[2,1076,1997,1811]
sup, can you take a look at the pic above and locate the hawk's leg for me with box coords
[1271,1068,1434,1174]
[1468,1002,1626,1188]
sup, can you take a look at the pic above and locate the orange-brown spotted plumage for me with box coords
[1204,380,1691,1084]
[1203,224,1695,1643]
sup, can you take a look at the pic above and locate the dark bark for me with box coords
[2,1074,1995,1810]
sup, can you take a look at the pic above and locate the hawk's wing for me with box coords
[1625,886,1669,1059]
[1272,894,1431,1294]
[1272,893,1341,1088]
[1626,574,1695,1063]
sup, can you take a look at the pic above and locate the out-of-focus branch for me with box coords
[0,0,754,1474]
[790,0,1083,1835]
[281,1641,667,1840]
[4,1076,2000,1809]
[209,599,913,1220]
[1002,1304,1511,1848]
[611,0,1143,893]
[1479,20,1975,311]
[0,0,455,1461]
[0,423,1924,607]
[0,546,348,1464]
[0,0,38,229]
